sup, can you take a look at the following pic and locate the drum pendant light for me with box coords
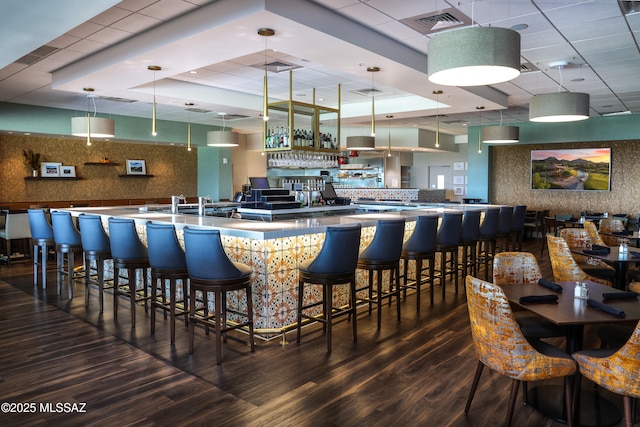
[529,92,590,122]
[207,113,239,147]
[482,110,519,143]
[428,26,521,86]
[71,87,115,146]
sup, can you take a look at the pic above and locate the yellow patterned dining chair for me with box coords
[599,218,626,246]
[573,320,640,427]
[547,235,612,287]
[464,275,577,426]
[559,228,615,277]
[493,252,567,340]
[583,220,606,247]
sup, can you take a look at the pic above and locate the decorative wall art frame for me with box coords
[59,165,76,178]
[126,159,146,175]
[453,175,465,185]
[41,162,61,177]
[454,186,465,196]
[531,147,611,191]
[453,162,465,171]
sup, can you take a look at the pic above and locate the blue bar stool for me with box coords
[477,208,500,281]
[183,227,254,365]
[434,212,463,297]
[511,205,527,250]
[460,210,481,280]
[51,211,83,299]
[146,222,189,344]
[401,215,438,309]
[28,209,54,288]
[297,224,361,353]
[108,217,150,328]
[496,206,514,252]
[356,219,405,329]
[78,214,112,312]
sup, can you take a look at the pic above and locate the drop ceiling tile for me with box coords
[336,3,395,27]
[572,33,636,55]
[66,21,104,38]
[87,27,133,44]
[138,0,199,21]
[110,12,161,33]
[66,38,109,55]
[541,1,622,26]
[520,29,566,50]
[89,6,133,26]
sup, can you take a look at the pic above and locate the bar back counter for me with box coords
[58,202,494,339]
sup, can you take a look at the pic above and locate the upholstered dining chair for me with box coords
[559,228,615,284]
[573,320,640,427]
[492,252,567,340]
[546,235,612,287]
[464,276,577,427]
[78,214,112,312]
[599,218,626,246]
[583,220,607,247]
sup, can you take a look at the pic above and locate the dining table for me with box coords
[501,280,640,427]
[571,245,640,290]
[598,230,640,246]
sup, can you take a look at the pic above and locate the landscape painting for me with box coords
[531,148,611,191]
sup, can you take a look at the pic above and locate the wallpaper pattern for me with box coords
[0,135,197,203]
[492,140,640,216]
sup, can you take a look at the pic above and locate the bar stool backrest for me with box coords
[479,208,500,237]
[51,211,81,245]
[305,224,362,275]
[78,214,110,252]
[27,209,53,240]
[461,210,481,241]
[146,222,187,270]
[511,205,527,232]
[360,219,405,261]
[403,215,438,253]
[436,212,463,246]
[497,206,514,234]
[183,227,244,279]
[108,217,148,260]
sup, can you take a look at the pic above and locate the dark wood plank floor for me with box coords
[0,239,627,426]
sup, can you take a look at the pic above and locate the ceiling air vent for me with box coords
[15,45,59,65]
[252,61,302,74]
[101,96,138,103]
[400,8,471,35]
[520,62,540,73]
[351,88,383,97]
[218,113,250,121]
[185,107,211,114]
[619,1,640,15]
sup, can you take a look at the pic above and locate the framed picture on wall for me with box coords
[453,162,465,171]
[126,159,146,175]
[453,175,464,185]
[41,162,61,177]
[59,165,76,178]
[454,186,465,196]
[530,147,611,191]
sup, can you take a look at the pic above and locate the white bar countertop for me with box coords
[58,203,496,239]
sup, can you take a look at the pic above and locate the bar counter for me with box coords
[59,203,496,338]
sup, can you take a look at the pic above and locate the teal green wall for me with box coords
[0,102,215,145]
[197,147,233,201]
[467,114,640,202]
[0,102,236,200]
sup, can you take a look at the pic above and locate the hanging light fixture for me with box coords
[529,92,589,122]
[386,115,393,157]
[368,66,379,137]
[428,26,521,86]
[529,61,589,122]
[476,106,485,154]
[347,66,379,151]
[482,110,519,143]
[71,88,115,146]
[185,102,193,152]
[207,113,239,147]
[148,65,161,136]
[258,28,274,122]
[433,90,442,148]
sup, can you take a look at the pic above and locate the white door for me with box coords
[429,165,451,190]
